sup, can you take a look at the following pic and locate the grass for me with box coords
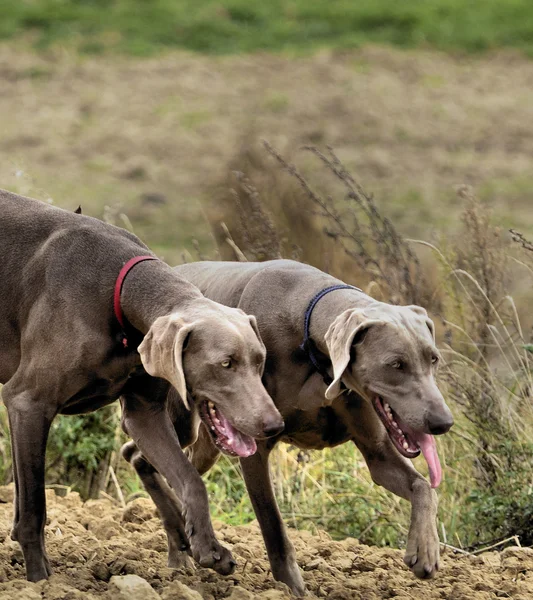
[1,0,533,56]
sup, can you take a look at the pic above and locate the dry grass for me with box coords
[511,229,533,254]
[263,141,428,305]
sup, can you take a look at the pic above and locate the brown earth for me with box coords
[1,485,532,600]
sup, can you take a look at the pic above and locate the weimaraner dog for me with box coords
[0,189,283,582]
[123,259,453,596]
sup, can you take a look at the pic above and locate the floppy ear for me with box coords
[324,308,382,402]
[407,305,436,341]
[248,315,265,346]
[138,314,196,410]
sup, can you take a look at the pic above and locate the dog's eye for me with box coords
[431,355,439,365]
[390,360,404,370]
[221,359,232,369]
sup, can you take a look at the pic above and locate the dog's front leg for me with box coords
[240,445,306,597]
[2,386,55,582]
[121,440,193,569]
[353,436,439,579]
[121,394,236,575]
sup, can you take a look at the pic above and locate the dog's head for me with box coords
[138,305,283,458]
[324,304,453,487]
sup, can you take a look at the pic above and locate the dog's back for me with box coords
[0,189,149,382]
[175,259,339,309]
[1,188,142,253]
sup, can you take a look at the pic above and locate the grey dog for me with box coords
[0,190,283,581]
[123,259,453,596]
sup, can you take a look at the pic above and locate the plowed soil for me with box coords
[0,485,532,599]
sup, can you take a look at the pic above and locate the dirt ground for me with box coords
[0,485,532,600]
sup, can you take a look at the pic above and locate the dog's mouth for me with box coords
[200,400,257,458]
[372,395,442,488]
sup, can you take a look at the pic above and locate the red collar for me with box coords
[114,255,158,348]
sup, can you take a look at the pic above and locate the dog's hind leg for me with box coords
[3,384,56,581]
[353,432,439,580]
[240,444,306,597]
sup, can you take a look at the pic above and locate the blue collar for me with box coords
[299,284,360,386]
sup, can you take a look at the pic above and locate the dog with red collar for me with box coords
[0,189,283,581]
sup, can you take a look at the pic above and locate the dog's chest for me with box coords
[281,406,352,450]
[60,357,141,415]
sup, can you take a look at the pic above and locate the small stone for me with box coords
[160,580,203,600]
[258,591,290,600]
[227,587,254,600]
[108,575,160,600]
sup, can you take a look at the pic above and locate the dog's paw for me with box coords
[273,558,307,597]
[167,549,195,571]
[191,538,236,575]
[403,525,440,579]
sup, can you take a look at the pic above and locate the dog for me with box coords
[124,259,453,596]
[0,190,283,581]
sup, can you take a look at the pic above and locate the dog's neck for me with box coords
[120,260,205,333]
[307,287,371,357]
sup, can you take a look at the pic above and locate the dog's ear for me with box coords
[324,308,382,401]
[406,305,435,341]
[138,314,196,410]
[248,315,265,346]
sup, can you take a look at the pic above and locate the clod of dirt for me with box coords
[121,498,156,524]
[2,485,533,599]
[0,580,42,600]
[108,574,159,600]
[0,487,12,504]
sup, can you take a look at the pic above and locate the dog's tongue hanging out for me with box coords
[217,410,257,457]
[203,400,257,458]
[411,431,442,488]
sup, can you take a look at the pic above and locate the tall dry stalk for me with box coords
[262,141,428,306]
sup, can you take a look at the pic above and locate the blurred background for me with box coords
[1,0,533,553]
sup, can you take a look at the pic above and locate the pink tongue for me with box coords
[217,411,257,458]
[411,432,442,488]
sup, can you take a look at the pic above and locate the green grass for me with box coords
[2,0,533,56]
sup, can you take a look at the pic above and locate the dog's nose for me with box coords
[262,418,285,437]
[427,414,454,435]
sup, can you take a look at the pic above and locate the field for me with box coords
[1,1,533,597]
[2,44,533,264]
[2,0,533,56]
